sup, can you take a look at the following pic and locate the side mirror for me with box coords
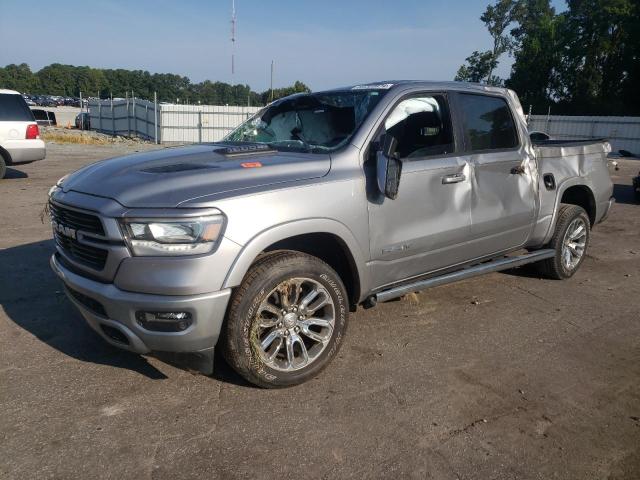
[376,135,402,200]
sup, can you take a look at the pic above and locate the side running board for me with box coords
[374,249,555,303]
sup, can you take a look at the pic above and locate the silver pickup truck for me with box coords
[49,81,614,387]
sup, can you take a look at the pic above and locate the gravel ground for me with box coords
[1,144,639,479]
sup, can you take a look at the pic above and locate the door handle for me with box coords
[442,173,466,184]
[511,165,526,175]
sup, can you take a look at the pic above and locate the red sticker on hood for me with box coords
[241,162,262,168]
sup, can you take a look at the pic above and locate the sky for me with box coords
[0,0,566,92]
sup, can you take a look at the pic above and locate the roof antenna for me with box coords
[231,0,237,75]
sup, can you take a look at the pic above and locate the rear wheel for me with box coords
[0,155,6,179]
[536,204,590,279]
[221,251,348,388]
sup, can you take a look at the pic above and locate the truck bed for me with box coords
[533,138,611,161]
[531,138,608,147]
[531,138,612,246]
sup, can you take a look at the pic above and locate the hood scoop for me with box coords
[142,163,218,174]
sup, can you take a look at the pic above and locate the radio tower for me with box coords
[231,0,237,75]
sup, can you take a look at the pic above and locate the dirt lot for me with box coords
[1,143,639,479]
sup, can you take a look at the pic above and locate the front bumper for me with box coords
[50,253,231,355]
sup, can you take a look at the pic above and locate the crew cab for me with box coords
[0,89,46,178]
[48,81,614,387]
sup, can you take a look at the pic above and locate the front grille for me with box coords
[49,202,105,236]
[54,232,108,270]
[66,286,108,317]
[50,201,108,270]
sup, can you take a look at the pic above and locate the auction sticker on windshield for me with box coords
[352,83,394,90]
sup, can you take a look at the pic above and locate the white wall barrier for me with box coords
[528,115,640,154]
[89,98,259,144]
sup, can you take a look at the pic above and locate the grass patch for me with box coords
[40,131,112,145]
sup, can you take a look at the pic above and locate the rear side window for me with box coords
[459,94,518,151]
[0,94,35,121]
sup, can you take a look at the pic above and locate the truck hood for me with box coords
[61,144,331,208]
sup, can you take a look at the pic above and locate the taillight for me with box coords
[26,124,40,140]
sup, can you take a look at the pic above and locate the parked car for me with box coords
[63,97,80,107]
[31,108,57,127]
[22,94,36,106]
[48,81,614,387]
[633,171,640,202]
[75,112,90,130]
[0,89,46,178]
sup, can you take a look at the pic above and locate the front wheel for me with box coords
[221,251,348,388]
[536,204,590,279]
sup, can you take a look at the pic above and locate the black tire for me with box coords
[221,251,349,388]
[0,155,6,179]
[536,204,590,280]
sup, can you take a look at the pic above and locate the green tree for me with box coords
[456,0,515,84]
[455,51,501,84]
[505,0,560,112]
[481,0,516,81]
[555,0,639,114]
[2,61,314,107]
[262,80,311,104]
[0,63,38,92]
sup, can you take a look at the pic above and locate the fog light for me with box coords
[135,311,193,332]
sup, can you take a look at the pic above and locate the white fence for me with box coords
[528,115,640,154]
[88,99,259,144]
[159,105,260,143]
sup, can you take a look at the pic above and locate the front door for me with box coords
[367,93,473,290]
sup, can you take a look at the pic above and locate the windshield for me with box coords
[224,89,388,153]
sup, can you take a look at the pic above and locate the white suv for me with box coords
[0,89,46,178]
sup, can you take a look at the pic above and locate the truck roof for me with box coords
[0,89,21,95]
[325,80,512,96]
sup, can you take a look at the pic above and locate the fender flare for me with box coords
[222,218,369,299]
[542,177,595,244]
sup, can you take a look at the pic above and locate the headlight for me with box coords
[49,174,70,198]
[56,174,70,187]
[120,215,224,256]
[48,185,60,198]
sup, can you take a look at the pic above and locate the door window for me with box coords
[384,95,454,159]
[459,94,519,151]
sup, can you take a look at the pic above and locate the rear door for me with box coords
[456,92,536,255]
[367,92,472,289]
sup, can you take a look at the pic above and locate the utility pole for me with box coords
[79,91,83,131]
[269,60,274,103]
[231,0,236,75]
